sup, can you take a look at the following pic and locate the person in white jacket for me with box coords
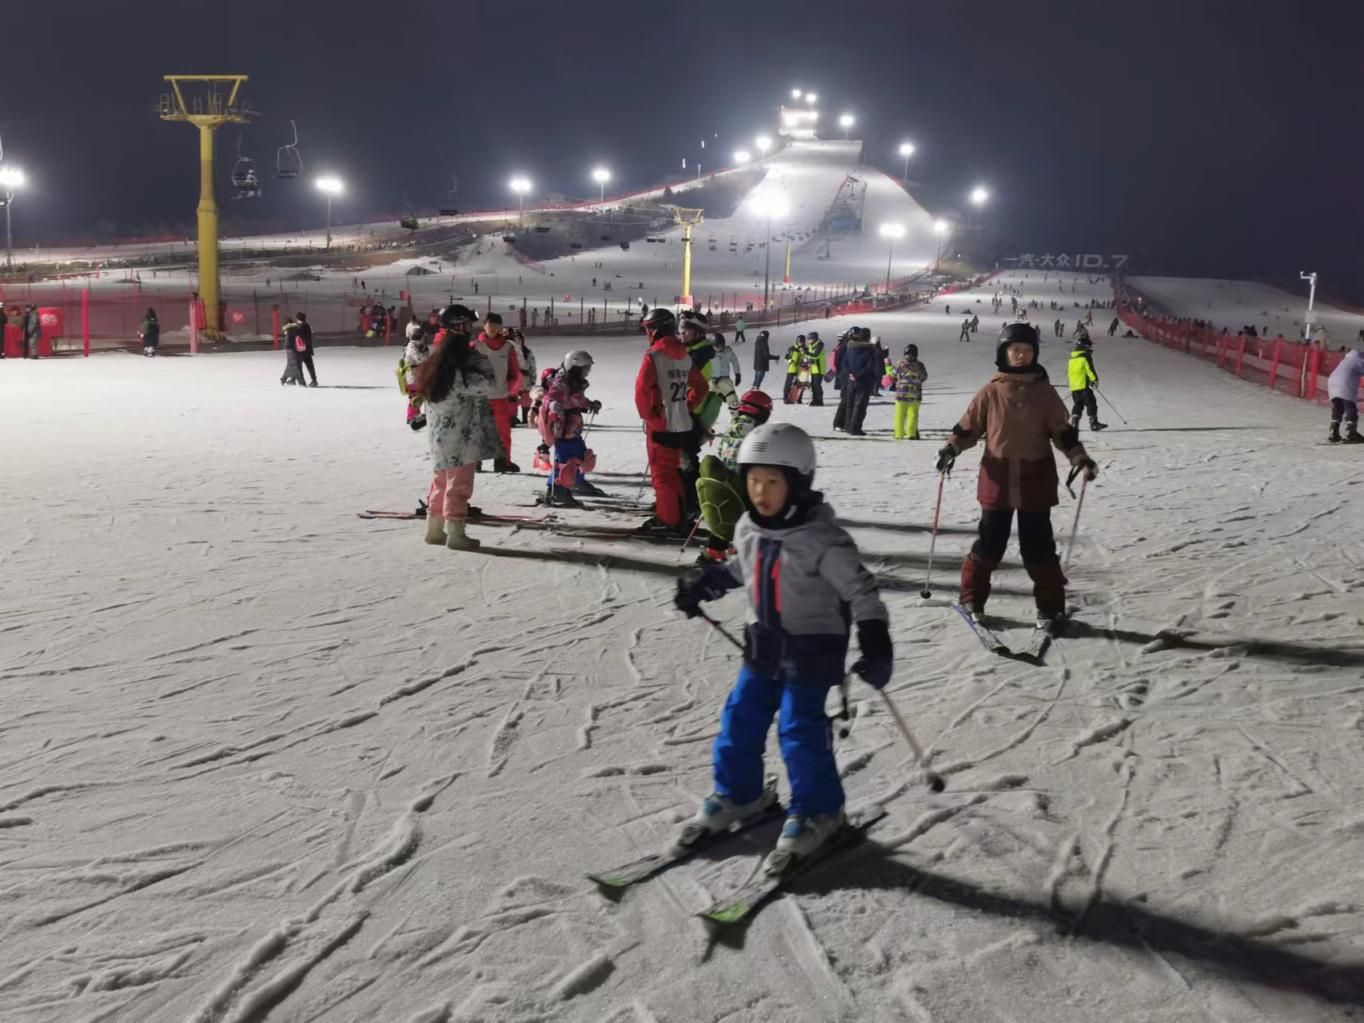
[1327,340,1364,443]
[401,320,432,429]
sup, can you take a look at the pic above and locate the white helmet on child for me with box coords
[405,321,424,341]
[737,422,816,478]
[563,350,594,370]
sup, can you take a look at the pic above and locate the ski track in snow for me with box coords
[3,185,1364,1019]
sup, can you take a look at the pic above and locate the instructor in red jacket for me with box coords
[475,313,523,472]
[635,307,706,535]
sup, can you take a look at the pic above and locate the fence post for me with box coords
[82,288,90,357]
[1306,346,1323,400]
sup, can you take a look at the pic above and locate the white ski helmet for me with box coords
[737,422,817,478]
[405,321,424,341]
[563,350,594,370]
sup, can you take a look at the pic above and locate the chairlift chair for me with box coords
[276,119,303,180]
[231,135,261,198]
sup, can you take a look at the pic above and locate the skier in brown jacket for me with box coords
[936,322,1098,626]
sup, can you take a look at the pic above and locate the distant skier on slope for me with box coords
[673,422,893,866]
[1067,334,1107,432]
[1327,342,1364,443]
[936,322,1098,628]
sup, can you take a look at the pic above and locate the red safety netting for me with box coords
[1114,283,1358,404]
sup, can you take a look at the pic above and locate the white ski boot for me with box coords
[444,519,481,551]
[679,778,778,846]
[765,810,846,872]
[424,514,447,545]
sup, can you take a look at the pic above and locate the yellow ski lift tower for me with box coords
[669,206,703,307]
[159,75,253,338]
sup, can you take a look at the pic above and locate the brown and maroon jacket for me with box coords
[949,368,1088,510]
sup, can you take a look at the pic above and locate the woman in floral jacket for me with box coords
[414,305,504,551]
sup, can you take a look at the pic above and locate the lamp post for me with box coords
[0,166,25,269]
[509,175,532,221]
[315,175,343,249]
[591,166,610,205]
[932,218,950,273]
[879,222,905,293]
[752,191,789,313]
[898,141,915,181]
[839,113,855,139]
[754,134,772,163]
[1298,272,1320,345]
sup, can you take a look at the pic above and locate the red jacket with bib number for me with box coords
[635,334,706,443]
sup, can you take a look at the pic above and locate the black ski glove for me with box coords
[674,571,730,619]
[1074,455,1099,481]
[851,619,893,690]
[587,399,603,414]
[935,445,957,474]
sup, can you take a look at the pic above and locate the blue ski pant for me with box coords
[712,664,844,816]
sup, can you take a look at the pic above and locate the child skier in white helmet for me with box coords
[674,422,893,868]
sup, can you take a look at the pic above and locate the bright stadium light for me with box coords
[509,174,532,219]
[839,113,855,138]
[970,184,990,207]
[591,166,611,203]
[314,175,344,249]
[791,87,803,99]
[733,150,752,165]
[898,141,915,180]
[0,165,26,268]
[805,92,817,104]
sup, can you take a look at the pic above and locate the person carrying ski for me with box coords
[1067,334,1107,431]
[673,422,893,866]
[751,329,780,391]
[540,350,604,505]
[475,313,524,472]
[399,320,432,430]
[415,304,503,551]
[892,343,928,440]
[1327,342,1364,443]
[782,335,807,404]
[804,331,828,406]
[513,329,537,425]
[936,322,1098,626]
[694,389,773,564]
[635,307,707,535]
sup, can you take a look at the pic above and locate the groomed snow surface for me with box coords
[2,271,1363,1022]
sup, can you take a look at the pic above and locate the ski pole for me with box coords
[681,515,704,552]
[879,690,945,792]
[1093,386,1129,425]
[697,610,743,652]
[1064,472,1089,572]
[920,470,947,599]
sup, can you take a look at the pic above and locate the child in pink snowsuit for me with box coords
[539,350,602,507]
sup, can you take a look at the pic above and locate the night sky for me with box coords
[5,0,1362,298]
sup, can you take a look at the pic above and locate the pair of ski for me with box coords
[587,784,885,926]
[952,603,1057,664]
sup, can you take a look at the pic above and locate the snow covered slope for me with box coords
[1132,275,1364,345]
[1,271,1362,1021]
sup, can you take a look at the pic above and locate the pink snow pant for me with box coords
[427,464,477,521]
